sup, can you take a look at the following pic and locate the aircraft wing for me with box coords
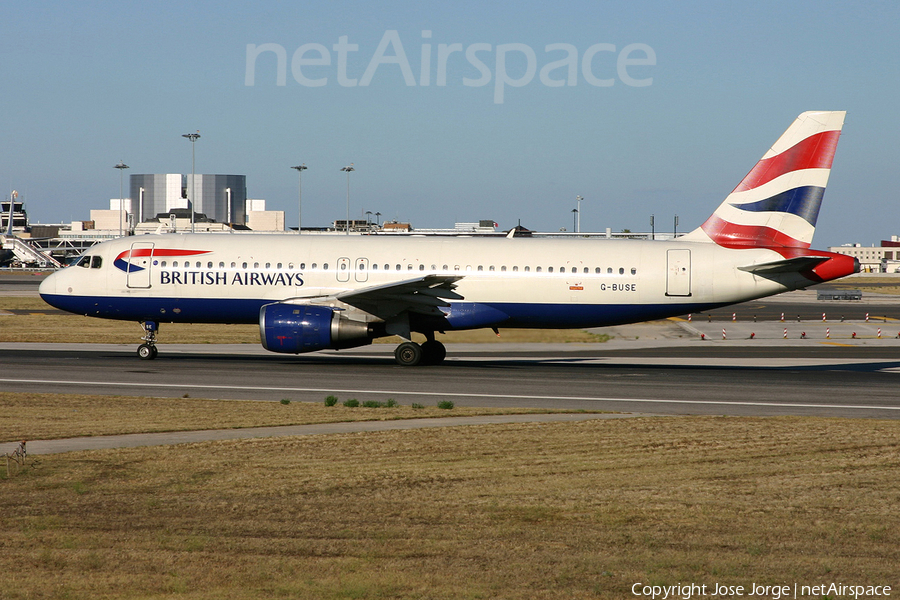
[738,256,830,275]
[336,274,464,320]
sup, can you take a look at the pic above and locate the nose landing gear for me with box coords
[137,321,159,360]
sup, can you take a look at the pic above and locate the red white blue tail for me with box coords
[682,111,845,249]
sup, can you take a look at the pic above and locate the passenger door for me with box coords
[126,241,154,289]
[666,249,691,297]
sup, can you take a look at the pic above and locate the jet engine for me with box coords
[259,303,372,354]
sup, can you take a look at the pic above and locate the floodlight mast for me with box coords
[182,132,200,233]
[291,164,308,234]
[114,161,130,237]
[340,164,355,235]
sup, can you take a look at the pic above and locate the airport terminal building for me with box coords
[129,174,247,225]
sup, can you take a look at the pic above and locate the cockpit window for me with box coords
[76,255,90,268]
[91,256,102,269]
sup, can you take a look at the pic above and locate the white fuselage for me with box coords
[40,232,804,329]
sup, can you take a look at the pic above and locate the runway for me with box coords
[3,272,899,419]
[2,336,898,419]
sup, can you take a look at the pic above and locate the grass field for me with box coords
[1,409,898,599]
[0,392,560,441]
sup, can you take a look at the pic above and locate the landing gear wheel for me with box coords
[137,343,158,360]
[420,340,446,365]
[394,342,423,367]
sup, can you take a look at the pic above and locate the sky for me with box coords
[1,0,898,248]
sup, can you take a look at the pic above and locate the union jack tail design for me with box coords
[682,111,845,249]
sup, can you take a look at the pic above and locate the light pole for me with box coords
[114,161,129,237]
[571,208,578,233]
[182,131,200,233]
[576,195,582,233]
[650,214,655,240]
[340,164,355,235]
[375,211,381,226]
[291,164,307,234]
[674,214,679,237]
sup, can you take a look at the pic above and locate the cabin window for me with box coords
[583,267,588,273]
[431,264,437,270]
[396,264,401,271]
[595,267,601,273]
[536,267,542,272]
[219,262,225,268]
[372,263,378,270]
[207,262,213,268]
[265,262,271,269]
[619,267,625,275]
[289,263,294,269]
[311,263,317,269]
[322,263,328,270]
[548,267,553,273]
[408,264,414,270]
[242,262,248,269]
[254,262,259,269]
[196,261,201,268]
[160,261,167,267]
[173,261,179,267]
[454,265,460,271]
[524,266,530,272]
[442,264,448,270]
[631,268,637,275]
[419,264,425,271]
[489,266,495,271]
[341,263,347,270]
[477,266,483,271]
[501,266,507,272]
[512,266,518,272]
[607,267,613,274]
[91,256,102,269]
[231,262,236,268]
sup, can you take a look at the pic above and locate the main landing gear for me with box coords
[394,336,446,367]
[137,321,159,360]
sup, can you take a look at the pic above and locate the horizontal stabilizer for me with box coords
[738,256,830,275]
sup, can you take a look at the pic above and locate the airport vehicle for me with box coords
[39,111,858,365]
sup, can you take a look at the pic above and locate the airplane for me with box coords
[39,111,858,366]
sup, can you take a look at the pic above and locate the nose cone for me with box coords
[38,271,60,305]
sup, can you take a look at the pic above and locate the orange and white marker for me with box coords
[826,328,830,339]
[783,328,788,339]
[722,328,727,340]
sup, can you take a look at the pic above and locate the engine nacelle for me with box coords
[259,303,372,354]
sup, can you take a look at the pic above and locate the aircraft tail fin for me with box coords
[680,111,846,249]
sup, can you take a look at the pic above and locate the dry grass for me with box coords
[2,416,899,599]
[0,391,557,441]
[0,296,610,344]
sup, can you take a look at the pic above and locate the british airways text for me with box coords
[159,270,304,287]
